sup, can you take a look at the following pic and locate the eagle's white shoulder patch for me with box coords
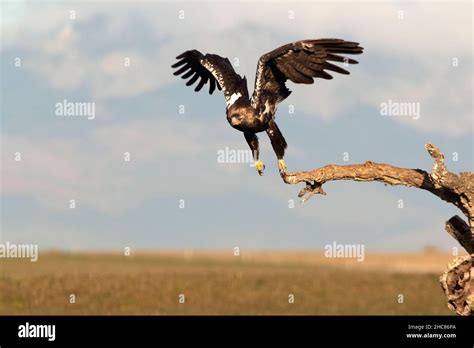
[264,100,271,113]
[226,92,242,107]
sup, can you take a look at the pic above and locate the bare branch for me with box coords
[282,144,473,219]
[281,143,474,315]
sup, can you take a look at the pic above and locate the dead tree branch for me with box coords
[281,143,474,315]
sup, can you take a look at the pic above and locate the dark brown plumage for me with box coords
[172,38,363,175]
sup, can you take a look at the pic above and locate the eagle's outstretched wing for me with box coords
[251,39,363,111]
[172,50,249,108]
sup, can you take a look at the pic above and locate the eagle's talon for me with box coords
[255,160,265,176]
[278,159,287,173]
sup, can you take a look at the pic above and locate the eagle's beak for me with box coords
[230,115,242,127]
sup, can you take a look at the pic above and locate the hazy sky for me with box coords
[1,0,472,251]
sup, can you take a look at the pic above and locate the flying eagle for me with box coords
[172,39,363,175]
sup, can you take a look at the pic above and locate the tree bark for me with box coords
[281,143,473,315]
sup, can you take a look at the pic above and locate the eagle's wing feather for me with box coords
[251,39,363,111]
[172,50,248,108]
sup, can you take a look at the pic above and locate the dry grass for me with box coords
[0,250,457,315]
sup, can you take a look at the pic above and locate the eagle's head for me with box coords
[227,107,262,132]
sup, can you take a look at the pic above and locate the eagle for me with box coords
[172,38,363,175]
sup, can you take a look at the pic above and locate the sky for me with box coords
[0,0,472,252]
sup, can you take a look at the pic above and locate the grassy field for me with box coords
[0,250,457,315]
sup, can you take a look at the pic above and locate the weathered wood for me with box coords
[281,143,474,315]
[439,256,473,316]
[445,216,473,254]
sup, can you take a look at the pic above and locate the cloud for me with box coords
[361,64,473,136]
[1,117,271,215]
[1,118,208,214]
[1,1,472,250]
[2,1,471,135]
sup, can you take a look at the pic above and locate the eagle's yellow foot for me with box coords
[278,159,287,173]
[255,160,265,176]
